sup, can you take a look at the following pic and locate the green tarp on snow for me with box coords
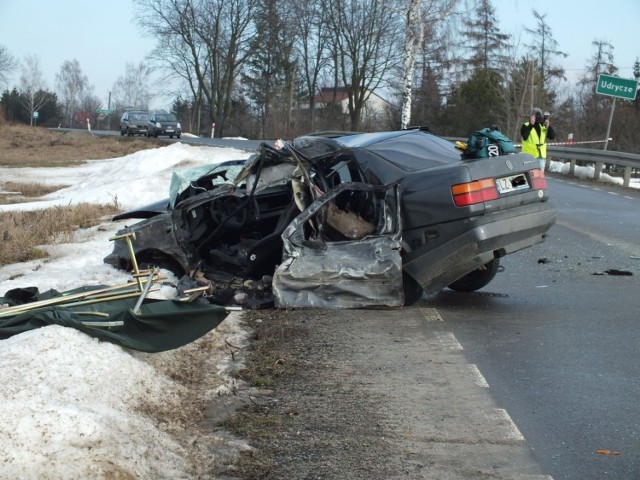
[0,286,229,352]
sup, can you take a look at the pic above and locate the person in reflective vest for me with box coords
[521,108,556,170]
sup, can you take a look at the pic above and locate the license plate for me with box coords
[496,173,529,194]
[166,128,174,132]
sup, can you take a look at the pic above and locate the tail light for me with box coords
[530,168,548,190]
[451,178,498,206]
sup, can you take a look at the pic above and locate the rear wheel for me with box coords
[447,258,500,292]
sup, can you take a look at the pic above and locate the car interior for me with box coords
[174,144,384,280]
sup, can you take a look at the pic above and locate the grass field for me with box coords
[0,124,158,266]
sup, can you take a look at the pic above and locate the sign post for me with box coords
[596,74,639,150]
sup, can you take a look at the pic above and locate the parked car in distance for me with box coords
[120,110,149,136]
[105,128,556,308]
[147,112,182,139]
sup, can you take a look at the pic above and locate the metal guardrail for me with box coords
[543,146,640,188]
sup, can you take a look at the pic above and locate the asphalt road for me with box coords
[91,131,640,476]
[425,175,640,479]
[93,128,264,152]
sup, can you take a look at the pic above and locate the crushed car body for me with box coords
[104,128,556,308]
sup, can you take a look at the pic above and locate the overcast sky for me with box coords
[0,0,638,110]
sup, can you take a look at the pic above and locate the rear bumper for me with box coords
[403,202,557,293]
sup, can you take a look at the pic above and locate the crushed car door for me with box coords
[273,182,403,309]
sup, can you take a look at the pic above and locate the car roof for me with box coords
[292,129,461,171]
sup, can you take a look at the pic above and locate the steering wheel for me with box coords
[210,195,247,230]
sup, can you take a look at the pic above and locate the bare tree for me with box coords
[0,45,17,89]
[137,0,206,132]
[291,0,331,132]
[56,59,92,127]
[324,0,401,131]
[134,0,257,137]
[462,0,510,71]
[585,39,617,82]
[111,62,152,111]
[525,10,567,84]
[19,55,50,126]
[197,0,257,136]
[242,0,299,138]
[572,40,618,142]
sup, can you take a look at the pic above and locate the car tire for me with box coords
[177,134,181,139]
[447,258,500,292]
[154,132,159,138]
[402,271,424,306]
[120,129,125,136]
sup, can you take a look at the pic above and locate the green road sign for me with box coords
[596,74,638,100]
[96,109,112,114]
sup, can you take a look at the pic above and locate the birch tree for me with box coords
[400,0,458,129]
[111,62,152,110]
[19,55,50,126]
[56,59,91,127]
[400,0,422,129]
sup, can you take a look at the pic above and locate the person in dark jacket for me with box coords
[521,108,556,170]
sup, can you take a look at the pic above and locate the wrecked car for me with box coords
[104,128,556,308]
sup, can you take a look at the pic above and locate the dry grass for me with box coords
[218,310,308,478]
[0,203,120,266]
[0,123,156,266]
[0,124,160,167]
[0,182,69,205]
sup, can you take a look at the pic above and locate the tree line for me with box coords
[1,0,639,152]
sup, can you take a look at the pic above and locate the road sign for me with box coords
[96,109,112,114]
[32,111,39,118]
[596,74,638,100]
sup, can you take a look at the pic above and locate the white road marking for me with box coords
[435,331,463,350]
[419,307,443,321]
[466,364,490,388]
[487,408,525,441]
